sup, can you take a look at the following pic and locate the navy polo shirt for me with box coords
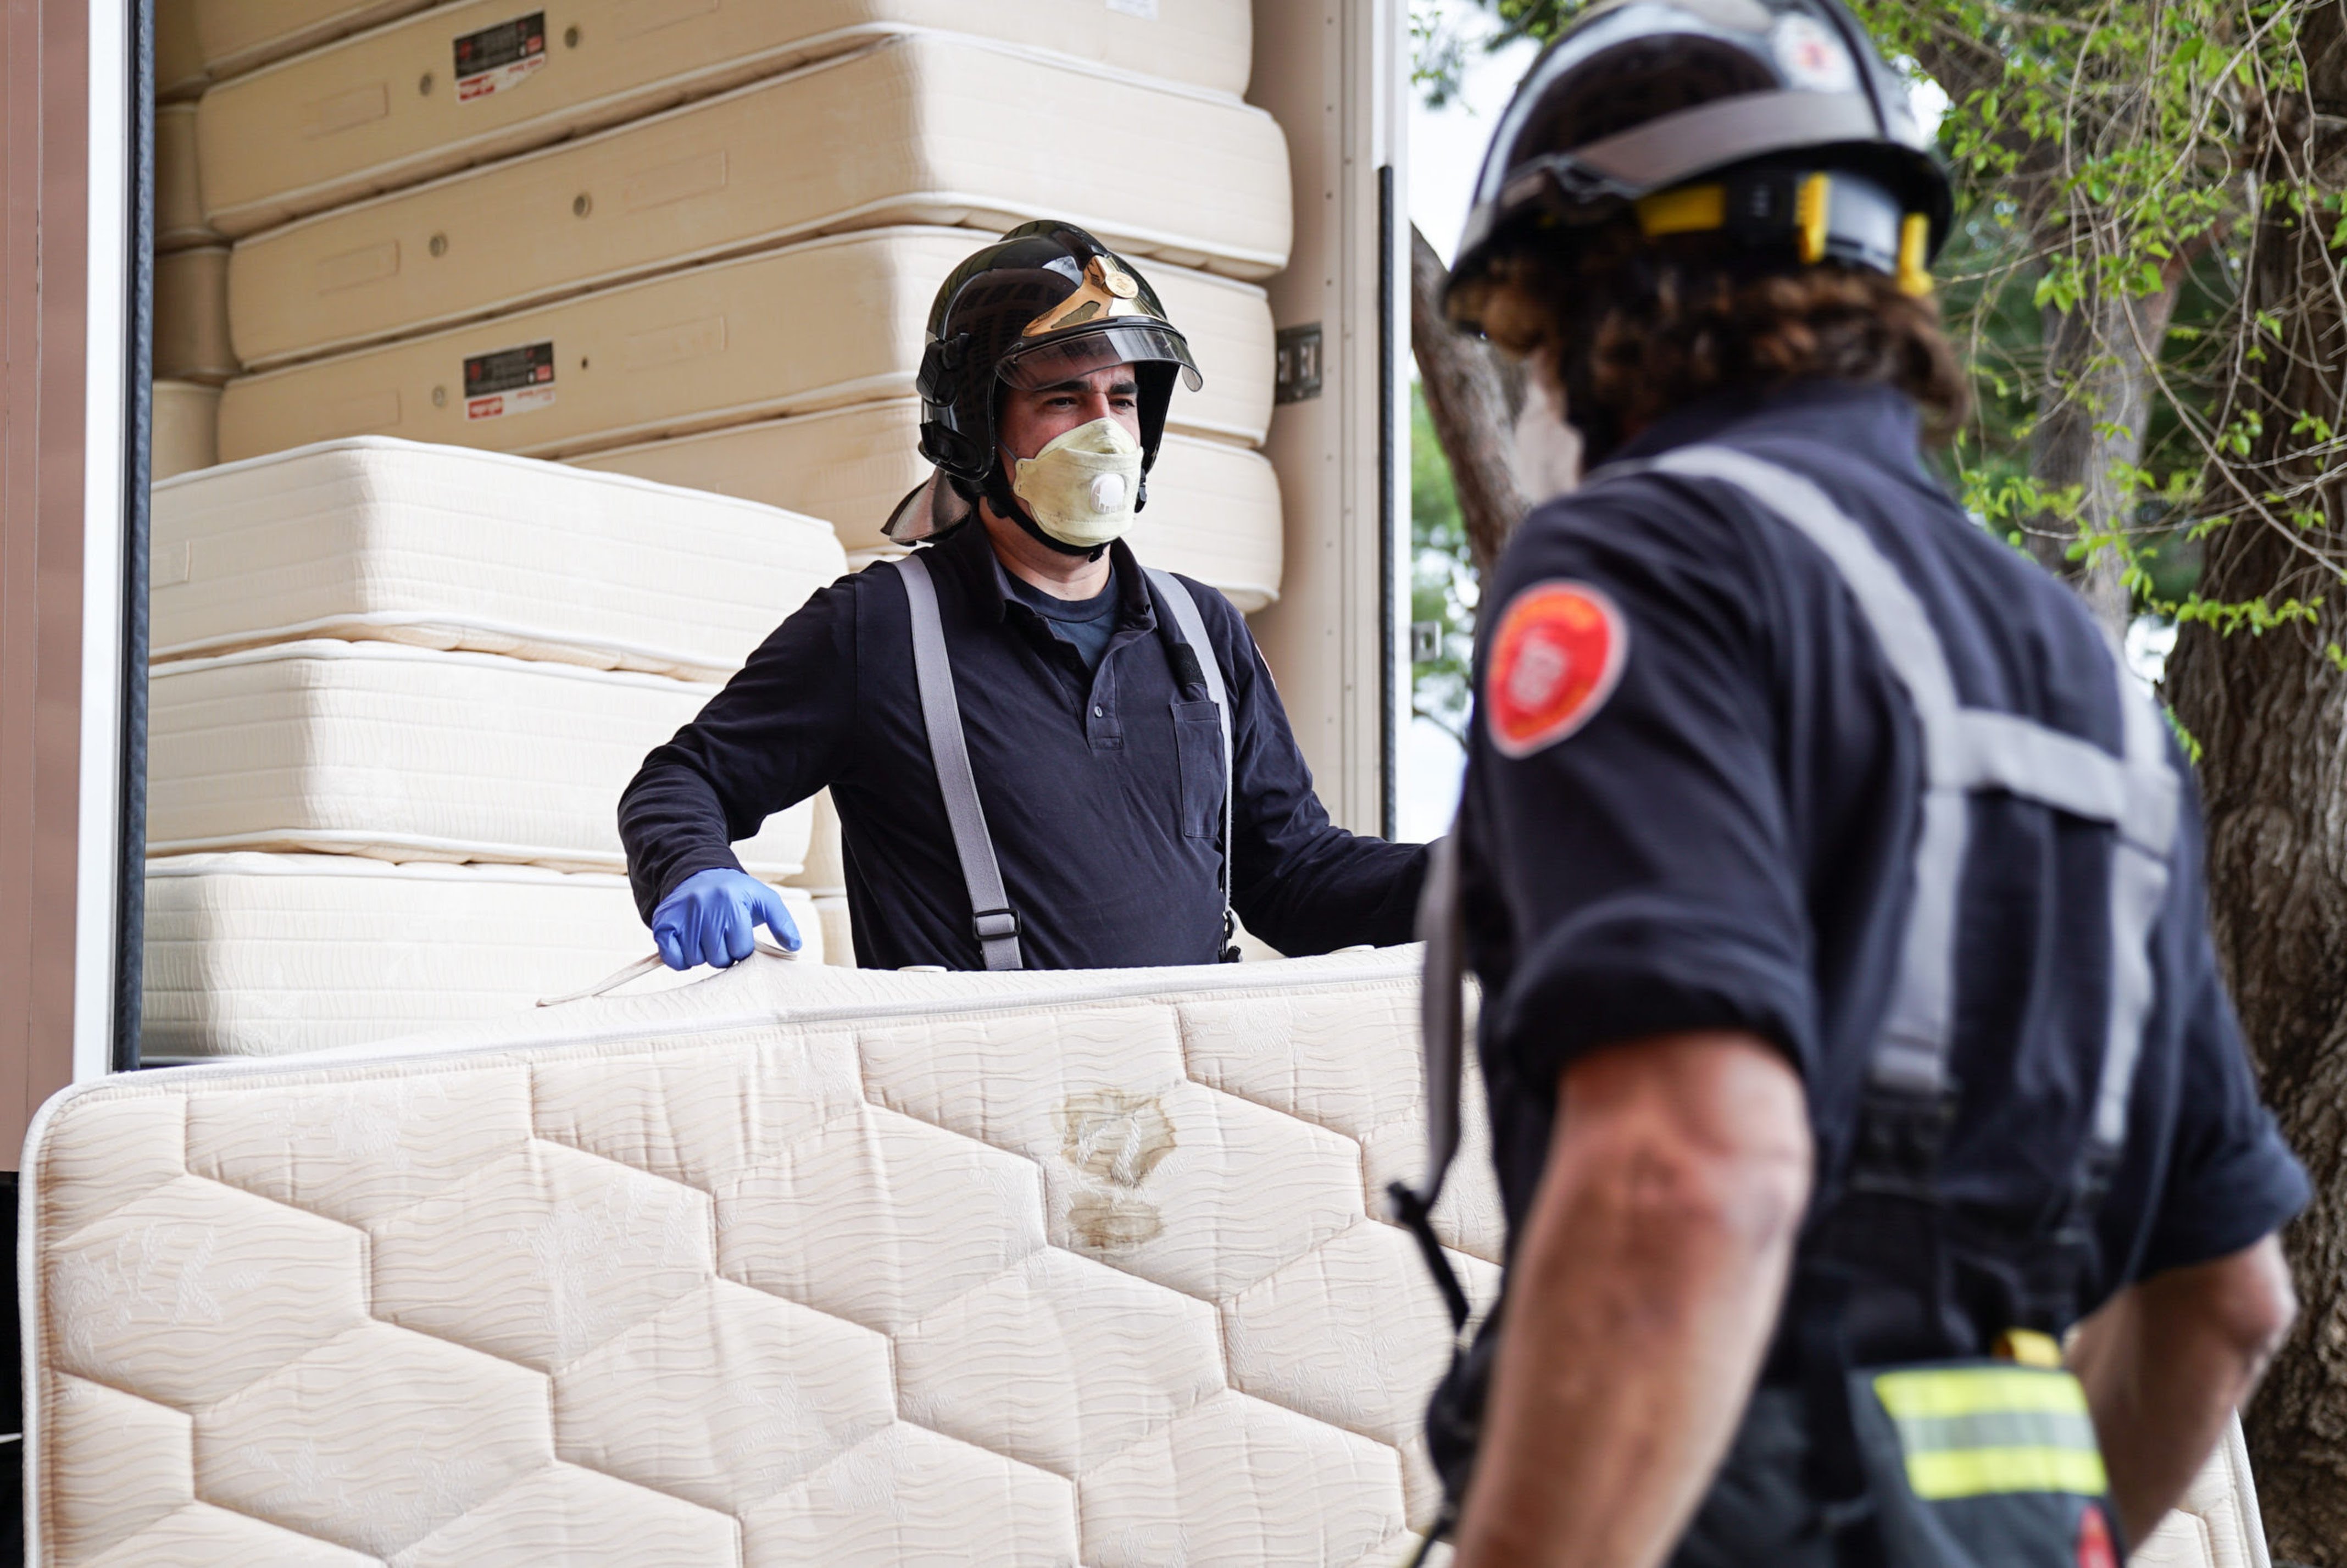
[1004,568,1120,673]
[622,516,1426,970]
[1459,381,2306,1338]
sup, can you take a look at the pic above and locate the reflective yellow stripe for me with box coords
[1897,212,1934,296]
[1634,184,1728,238]
[1873,1367,2090,1421]
[1904,1444,2110,1500]
[1795,173,1832,264]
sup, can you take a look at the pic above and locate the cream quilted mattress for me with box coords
[25,948,1500,1566]
[2134,1417,2272,1568]
[143,852,822,1060]
[154,246,237,386]
[581,399,1286,611]
[147,638,812,876]
[152,381,221,482]
[202,7,1262,241]
[219,229,1273,463]
[152,436,845,676]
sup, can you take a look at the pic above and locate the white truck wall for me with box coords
[1248,0,1409,839]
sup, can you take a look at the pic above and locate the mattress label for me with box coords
[454,12,548,102]
[464,341,557,421]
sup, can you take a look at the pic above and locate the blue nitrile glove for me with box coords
[650,868,801,971]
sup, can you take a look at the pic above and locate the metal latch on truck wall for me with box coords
[1276,323,1323,404]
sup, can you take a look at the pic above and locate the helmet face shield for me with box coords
[998,323,1203,394]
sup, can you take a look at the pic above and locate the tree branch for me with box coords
[1410,223,1532,576]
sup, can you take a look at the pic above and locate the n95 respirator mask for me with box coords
[1009,418,1144,549]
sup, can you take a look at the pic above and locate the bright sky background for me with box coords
[1410,4,1544,269]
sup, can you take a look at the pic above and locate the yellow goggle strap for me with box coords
[1632,171,1933,296]
[1632,183,1727,239]
[1898,213,1934,297]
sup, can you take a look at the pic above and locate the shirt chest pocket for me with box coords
[1170,700,1226,842]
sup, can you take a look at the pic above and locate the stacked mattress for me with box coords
[178,0,1288,608]
[152,101,236,455]
[194,3,1256,233]
[25,948,1504,1565]
[218,31,1284,360]
[147,438,846,1057]
[217,227,1275,459]
[152,381,222,481]
[144,854,822,1058]
[158,1,441,100]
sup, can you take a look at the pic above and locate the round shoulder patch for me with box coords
[1485,580,1629,759]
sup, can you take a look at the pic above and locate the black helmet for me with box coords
[1447,0,1954,331]
[915,221,1202,493]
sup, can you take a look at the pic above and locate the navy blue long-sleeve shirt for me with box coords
[1459,382,2305,1341]
[621,518,1426,969]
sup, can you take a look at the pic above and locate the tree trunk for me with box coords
[2166,12,2347,1557]
[2030,278,2183,639]
[1410,223,1531,575]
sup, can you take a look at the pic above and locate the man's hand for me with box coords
[1453,1031,1812,1568]
[2068,1234,2296,1545]
[651,869,801,970]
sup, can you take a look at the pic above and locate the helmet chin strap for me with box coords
[985,460,1109,562]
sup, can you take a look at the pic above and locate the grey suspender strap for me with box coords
[1397,445,2183,1263]
[892,554,1024,971]
[1144,566,1236,953]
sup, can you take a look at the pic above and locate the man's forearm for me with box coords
[2067,1236,2296,1545]
[1453,1035,1811,1568]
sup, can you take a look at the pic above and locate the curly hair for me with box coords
[1472,219,1969,460]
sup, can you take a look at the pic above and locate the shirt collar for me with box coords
[928,515,1155,630]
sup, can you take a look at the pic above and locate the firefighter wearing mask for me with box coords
[622,220,1425,971]
[1391,2,2307,1564]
